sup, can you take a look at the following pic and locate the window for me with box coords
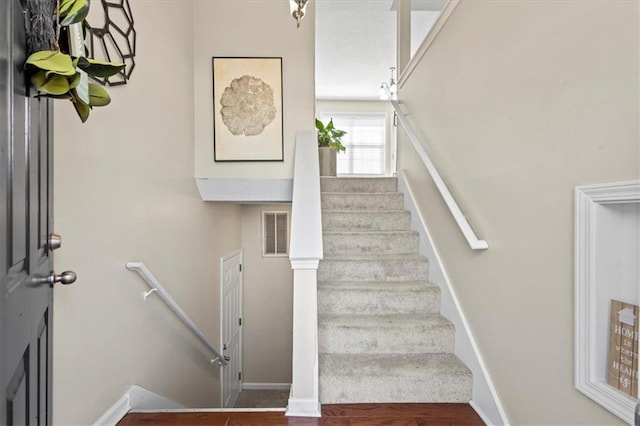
[262,211,289,256]
[319,113,387,175]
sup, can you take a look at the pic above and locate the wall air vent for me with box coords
[262,211,289,256]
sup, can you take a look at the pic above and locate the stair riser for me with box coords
[321,178,397,193]
[317,288,440,315]
[318,259,428,282]
[319,375,472,404]
[322,193,404,211]
[322,211,412,232]
[319,323,454,354]
[323,232,419,255]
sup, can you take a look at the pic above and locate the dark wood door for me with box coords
[1,1,60,424]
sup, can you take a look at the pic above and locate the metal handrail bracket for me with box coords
[125,261,227,366]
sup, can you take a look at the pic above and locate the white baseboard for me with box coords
[93,392,130,426]
[242,382,291,391]
[93,385,185,426]
[285,398,321,417]
[398,171,509,426]
[129,385,185,411]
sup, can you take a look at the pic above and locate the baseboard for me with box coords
[129,385,185,411]
[93,385,185,425]
[242,382,291,391]
[285,398,321,417]
[398,171,509,426]
[93,390,131,426]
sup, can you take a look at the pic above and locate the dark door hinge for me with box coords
[239,372,242,380]
[239,264,242,272]
[239,318,242,326]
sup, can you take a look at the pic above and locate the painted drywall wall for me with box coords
[240,205,293,384]
[193,0,315,180]
[52,2,242,424]
[396,0,638,424]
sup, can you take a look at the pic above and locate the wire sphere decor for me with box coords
[84,0,136,86]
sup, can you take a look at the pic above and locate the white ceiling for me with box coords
[315,0,397,100]
[315,0,442,100]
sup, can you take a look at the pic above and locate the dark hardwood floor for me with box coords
[117,403,485,425]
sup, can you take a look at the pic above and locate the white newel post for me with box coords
[287,132,323,417]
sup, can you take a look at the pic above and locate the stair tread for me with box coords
[319,313,452,328]
[318,280,438,291]
[323,230,418,235]
[322,253,426,260]
[320,353,471,378]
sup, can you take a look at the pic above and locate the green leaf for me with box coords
[59,0,78,15]
[315,118,324,131]
[72,99,90,123]
[88,83,111,107]
[67,72,81,90]
[59,0,89,26]
[25,51,75,76]
[76,57,125,78]
[31,71,71,95]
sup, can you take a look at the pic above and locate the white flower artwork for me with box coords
[212,57,283,162]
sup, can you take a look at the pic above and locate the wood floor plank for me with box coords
[117,403,485,426]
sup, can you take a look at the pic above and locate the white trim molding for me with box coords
[285,398,322,418]
[575,180,640,425]
[93,385,185,426]
[195,178,293,202]
[398,0,460,88]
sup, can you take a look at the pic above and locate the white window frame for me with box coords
[318,112,392,176]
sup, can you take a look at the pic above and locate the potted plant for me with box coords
[316,118,346,176]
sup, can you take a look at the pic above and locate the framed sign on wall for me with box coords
[212,57,284,162]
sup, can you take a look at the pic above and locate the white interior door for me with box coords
[220,249,243,408]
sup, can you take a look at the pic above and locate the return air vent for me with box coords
[263,211,289,256]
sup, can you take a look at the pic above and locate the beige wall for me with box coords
[53,2,242,424]
[240,205,293,384]
[397,0,638,424]
[193,0,316,179]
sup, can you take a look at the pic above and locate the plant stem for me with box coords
[54,0,60,51]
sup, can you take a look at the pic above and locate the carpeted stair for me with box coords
[318,176,472,403]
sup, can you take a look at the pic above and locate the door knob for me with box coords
[51,271,77,285]
[33,271,77,286]
[223,355,231,362]
[48,233,62,251]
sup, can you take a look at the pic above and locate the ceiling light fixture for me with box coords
[379,67,398,100]
[290,0,309,28]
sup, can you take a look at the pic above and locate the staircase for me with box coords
[318,176,472,403]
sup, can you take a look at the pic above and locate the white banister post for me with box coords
[286,132,323,417]
[288,267,320,417]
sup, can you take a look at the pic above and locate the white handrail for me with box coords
[390,99,488,250]
[125,261,227,366]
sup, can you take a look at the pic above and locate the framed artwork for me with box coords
[212,57,284,162]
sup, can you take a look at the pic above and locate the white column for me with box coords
[286,267,320,417]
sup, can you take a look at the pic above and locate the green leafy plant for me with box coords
[24,0,124,122]
[316,118,347,152]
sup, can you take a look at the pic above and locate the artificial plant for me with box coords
[316,118,347,152]
[24,0,124,122]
